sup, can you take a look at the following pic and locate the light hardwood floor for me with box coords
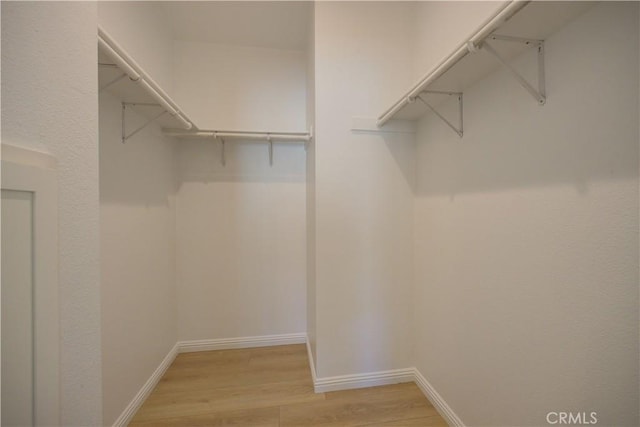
[129,344,447,426]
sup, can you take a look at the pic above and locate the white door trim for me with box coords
[2,143,60,426]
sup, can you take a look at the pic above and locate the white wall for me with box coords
[1,2,102,424]
[172,40,307,131]
[411,1,504,82]
[413,3,639,426]
[172,38,308,342]
[313,1,416,378]
[175,140,307,340]
[98,2,175,97]
[97,4,181,422]
[99,93,178,425]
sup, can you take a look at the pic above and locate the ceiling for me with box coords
[160,1,312,51]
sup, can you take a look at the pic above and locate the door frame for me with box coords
[2,143,60,426]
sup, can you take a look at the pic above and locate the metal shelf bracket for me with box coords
[415,92,463,137]
[267,135,274,166]
[483,35,546,105]
[175,130,311,167]
[99,62,138,92]
[121,102,167,144]
[100,73,127,92]
[304,126,313,152]
[219,135,226,167]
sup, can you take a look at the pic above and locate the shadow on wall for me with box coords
[383,132,417,194]
[349,129,417,194]
[410,3,639,198]
[99,91,307,206]
[176,139,306,186]
[173,137,308,341]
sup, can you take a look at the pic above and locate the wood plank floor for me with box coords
[129,344,447,426]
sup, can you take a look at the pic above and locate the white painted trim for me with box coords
[177,333,307,353]
[314,368,415,393]
[1,142,57,169]
[305,335,317,385]
[2,146,59,425]
[308,363,465,425]
[413,367,465,427]
[112,343,178,427]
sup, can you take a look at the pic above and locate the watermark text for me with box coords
[546,412,598,425]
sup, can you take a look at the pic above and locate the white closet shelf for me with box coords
[377,0,593,129]
[97,27,311,148]
[98,27,196,141]
[163,129,312,142]
[163,129,312,167]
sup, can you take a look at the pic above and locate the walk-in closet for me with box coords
[1,1,638,426]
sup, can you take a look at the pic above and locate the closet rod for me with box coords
[377,0,529,127]
[98,27,193,131]
[163,130,312,142]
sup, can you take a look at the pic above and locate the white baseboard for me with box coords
[112,343,178,427]
[314,368,415,393]
[413,368,465,427]
[302,342,464,427]
[177,332,307,353]
[305,336,317,384]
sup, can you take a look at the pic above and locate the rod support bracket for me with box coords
[220,137,226,167]
[121,102,166,143]
[417,92,463,138]
[100,73,127,92]
[466,41,480,53]
[483,35,546,105]
[267,134,274,166]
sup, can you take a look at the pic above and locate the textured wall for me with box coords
[1,2,102,424]
[413,3,639,425]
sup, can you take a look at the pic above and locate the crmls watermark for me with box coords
[546,412,598,425]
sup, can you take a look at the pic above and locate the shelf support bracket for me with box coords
[121,102,167,143]
[415,92,463,137]
[482,36,546,105]
[267,135,274,166]
[220,138,227,166]
[100,73,127,92]
[304,126,313,152]
[214,133,226,167]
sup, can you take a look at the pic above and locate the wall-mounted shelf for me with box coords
[163,129,312,166]
[97,27,311,154]
[163,129,311,142]
[98,27,196,142]
[377,0,593,133]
